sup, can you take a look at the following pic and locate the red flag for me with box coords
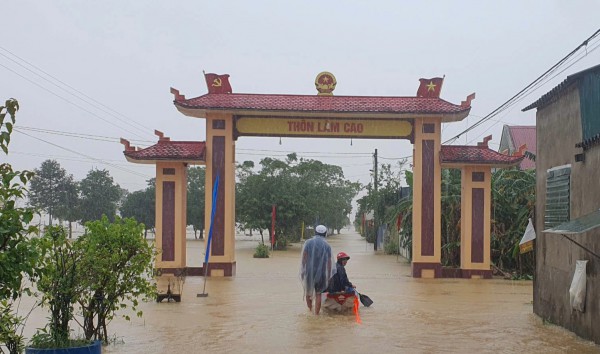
[396,213,403,231]
[204,73,232,94]
[416,77,444,98]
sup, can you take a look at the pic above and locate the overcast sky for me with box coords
[2,1,599,199]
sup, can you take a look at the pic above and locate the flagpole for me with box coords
[197,173,220,298]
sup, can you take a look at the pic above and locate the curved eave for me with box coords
[124,155,205,165]
[440,159,523,168]
[174,104,471,122]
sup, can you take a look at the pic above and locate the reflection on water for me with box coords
[21,231,599,353]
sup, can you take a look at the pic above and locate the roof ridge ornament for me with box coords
[315,72,337,96]
[461,93,476,107]
[155,130,170,141]
[170,87,186,102]
[477,135,493,147]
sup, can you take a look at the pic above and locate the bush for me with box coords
[253,243,270,258]
[273,236,288,250]
[384,236,399,255]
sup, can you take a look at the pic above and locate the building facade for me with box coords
[523,64,600,344]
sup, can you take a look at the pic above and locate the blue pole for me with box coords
[198,174,220,297]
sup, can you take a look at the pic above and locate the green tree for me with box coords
[187,167,205,239]
[54,174,80,238]
[236,154,359,245]
[75,216,155,341]
[79,169,122,224]
[491,168,536,277]
[31,226,78,349]
[28,160,69,226]
[0,98,42,354]
[120,179,155,238]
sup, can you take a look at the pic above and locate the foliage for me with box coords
[54,175,80,238]
[490,168,536,277]
[253,243,270,258]
[0,99,42,354]
[439,169,462,266]
[0,301,25,354]
[75,216,156,341]
[186,167,205,239]
[120,179,155,238]
[30,226,78,349]
[236,154,359,246]
[355,161,409,248]
[28,160,68,226]
[78,169,122,224]
[384,233,399,255]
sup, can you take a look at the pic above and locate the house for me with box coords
[522,64,600,344]
[498,125,536,170]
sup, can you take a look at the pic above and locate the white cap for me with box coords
[315,225,327,235]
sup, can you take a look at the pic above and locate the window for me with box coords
[544,165,571,229]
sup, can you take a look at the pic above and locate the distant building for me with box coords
[498,125,536,170]
[523,64,600,345]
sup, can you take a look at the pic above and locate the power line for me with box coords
[444,28,600,144]
[14,126,154,145]
[0,46,155,139]
[0,62,150,140]
[463,38,600,146]
[14,130,152,179]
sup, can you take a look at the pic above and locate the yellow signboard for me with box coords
[235,117,413,139]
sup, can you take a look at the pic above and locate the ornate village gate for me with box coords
[122,72,522,280]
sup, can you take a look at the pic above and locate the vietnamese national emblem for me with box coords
[315,72,337,95]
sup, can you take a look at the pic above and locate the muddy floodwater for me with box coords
[22,231,599,353]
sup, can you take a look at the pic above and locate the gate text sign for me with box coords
[235,117,413,139]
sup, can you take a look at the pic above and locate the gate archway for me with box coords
[123,72,523,279]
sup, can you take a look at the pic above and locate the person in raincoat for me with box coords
[327,251,355,294]
[300,225,335,315]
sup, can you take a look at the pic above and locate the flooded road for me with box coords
[23,230,599,353]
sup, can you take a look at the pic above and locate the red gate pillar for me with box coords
[155,161,188,270]
[204,112,237,276]
[411,118,442,278]
[460,166,492,278]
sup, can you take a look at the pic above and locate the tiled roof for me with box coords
[124,141,205,162]
[523,63,600,111]
[174,93,471,116]
[441,145,523,167]
[508,126,536,170]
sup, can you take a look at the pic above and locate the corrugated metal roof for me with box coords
[545,208,600,234]
[522,63,600,112]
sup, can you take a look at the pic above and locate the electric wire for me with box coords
[463,38,600,146]
[0,62,149,140]
[444,28,600,145]
[14,130,152,179]
[0,47,155,139]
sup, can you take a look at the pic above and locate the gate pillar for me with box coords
[460,166,492,278]
[155,161,188,269]
[411,118,442,278]
[204,112,236,276]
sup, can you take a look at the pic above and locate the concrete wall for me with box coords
[534,84,600,344]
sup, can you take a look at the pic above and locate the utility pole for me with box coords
[373,148,378,251]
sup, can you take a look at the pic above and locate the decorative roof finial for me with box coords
[315,72,337,96]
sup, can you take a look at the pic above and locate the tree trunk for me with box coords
[68,221,72,238]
